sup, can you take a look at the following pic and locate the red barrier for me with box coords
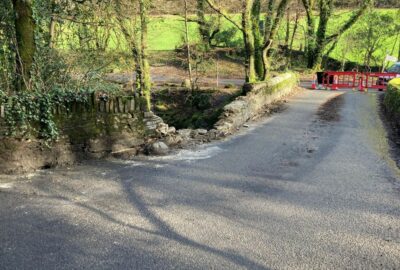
[322,71,358,90]
[358,75,366,92]
[364,72,398,91]
[319,71,399,91]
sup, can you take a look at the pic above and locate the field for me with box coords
[57,9,399,71]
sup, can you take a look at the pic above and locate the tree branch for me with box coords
[204,0,243,31]
[326,0,372,43]
[268,0,292,41]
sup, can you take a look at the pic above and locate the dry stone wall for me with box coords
[0,73,298,173]
[214,73,298,135]
[148,73,298,152]
[0,93,146,173]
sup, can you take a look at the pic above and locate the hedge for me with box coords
[384,78,400,114]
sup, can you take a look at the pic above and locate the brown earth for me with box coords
[0,138,78,174]
[317,94,345,122]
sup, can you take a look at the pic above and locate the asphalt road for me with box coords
[1,89,400,269]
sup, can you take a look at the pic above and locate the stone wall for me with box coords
[0,73,298,173]
[0,93,146,173]
[214,72,298,135]
[146,73,299,153]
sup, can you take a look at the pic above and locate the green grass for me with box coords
[148,15,243,50]
[324,9,399,66]
[56,9,399,67]
[148,16,199,50]
[56,14,243,52]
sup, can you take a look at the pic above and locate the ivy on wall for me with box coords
[0,0,125,141]
[0,88,91,140]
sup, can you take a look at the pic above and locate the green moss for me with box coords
[155,103,169,111]
[264,73,298,95]
[55,111,145,144]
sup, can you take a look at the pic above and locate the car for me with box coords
[387,62,400,73]
[377,62,400,90]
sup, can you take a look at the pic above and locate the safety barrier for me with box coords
[322,71,358,90]
[319,71,399,91]
[364,72,398,91]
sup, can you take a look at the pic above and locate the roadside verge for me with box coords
[381,78,400,168]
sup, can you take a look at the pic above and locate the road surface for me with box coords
[1,89,399,269]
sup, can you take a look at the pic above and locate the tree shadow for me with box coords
[117,174,270,270]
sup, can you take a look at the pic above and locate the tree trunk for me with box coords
[139,0,152,111]
[204,0,255,82]
[302,0,317,69]
[288,1,300,66]
[49,0,57,48]
[262,0,291,80]
[311,0,333,70]
[197,0,211,47]
[243,0,257,83]
[264,0,276,41]
[133,42,143,94]
[301,0,318,68]
[285,7,290,49]
[184,0,194,91]
[398,35,400,60]
[302,0,372,70]
[12,0,36,91]
[261,40,272,79]
[252,0,264,79]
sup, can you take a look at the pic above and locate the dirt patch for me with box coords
[317,94,345,122]
[104,50,245,89]
[0,138,79,174]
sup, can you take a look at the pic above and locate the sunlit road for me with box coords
[1,89,399,269]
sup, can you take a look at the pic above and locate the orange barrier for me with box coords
[319,71,399,91]
[311,75,317,90]
[364,72,398,91]
[322,71,358,90]
[358,76,365,92]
